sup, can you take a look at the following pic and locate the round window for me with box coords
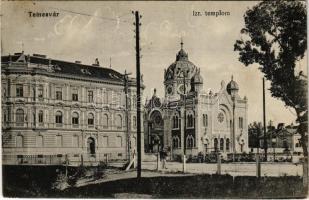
[217,112,224,123]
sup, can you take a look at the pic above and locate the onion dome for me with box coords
[226,75,239,95]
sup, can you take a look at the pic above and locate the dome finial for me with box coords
[231,75,234,81]
[180,37,184,50]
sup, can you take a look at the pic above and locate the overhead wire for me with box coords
[48,6,131,23]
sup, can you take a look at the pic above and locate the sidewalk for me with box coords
[141,161,303,176]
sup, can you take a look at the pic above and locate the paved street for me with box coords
[141,161,303,177]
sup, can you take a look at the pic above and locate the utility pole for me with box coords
[263,78,268,161]
[256,123,261,178]
[124,70,132,161]
[134,11,142,179]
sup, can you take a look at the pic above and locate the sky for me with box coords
[1,1,307,126]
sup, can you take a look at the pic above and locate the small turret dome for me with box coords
[226,75,239,95]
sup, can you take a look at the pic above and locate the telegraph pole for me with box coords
[134,11,142,179]
[263,78,268,161]
[256,123,261,178]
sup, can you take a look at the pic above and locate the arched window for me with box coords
[16,109,24,123]
[16,135,23,147]
[187,114,194,127]
[203,114,208,127]
[103,114,109,128]
[173,115,179,129]
[132,95,137,109]
[72,112,79,125]
[214,138,218,151]
[55,111,63,124]
[186,135,194,148]
[133,116,137,128]
[115,114,122,128]
[173,136,180,148]
[239,117,244,129]
[226,138,230,152]
[88,113,94,125]
[220,138,224,151]
[39,111,43,123]
[33,112,36,125]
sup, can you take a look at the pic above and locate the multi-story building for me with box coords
[144,42,249,158]
[1,52,144,165]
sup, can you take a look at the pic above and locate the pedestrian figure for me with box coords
[161,148,168,169]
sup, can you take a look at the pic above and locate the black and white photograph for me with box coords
[1,0,308,198]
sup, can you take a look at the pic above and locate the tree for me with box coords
[234,1,307,158]
[248,122,262,148]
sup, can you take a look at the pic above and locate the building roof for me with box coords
[1,53,127,83]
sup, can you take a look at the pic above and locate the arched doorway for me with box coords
[147,110,164,153]
[87,137,96,155]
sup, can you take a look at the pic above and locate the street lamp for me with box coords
[153,135,161,170]
[272,138,276,162]
[231,92,236,162]
[181,69,189,173]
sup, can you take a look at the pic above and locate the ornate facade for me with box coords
[1,52,143,164]
[144,42,249,158]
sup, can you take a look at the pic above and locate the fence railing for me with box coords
[2,153,127,166]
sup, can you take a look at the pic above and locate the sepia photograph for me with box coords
[1,0,308,198]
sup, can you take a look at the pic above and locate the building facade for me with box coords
[144,42,249,158]
[1,52,143,165]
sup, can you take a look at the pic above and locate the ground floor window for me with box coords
[173,136,180,148]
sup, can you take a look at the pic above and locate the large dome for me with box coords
[164,42,198,82]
